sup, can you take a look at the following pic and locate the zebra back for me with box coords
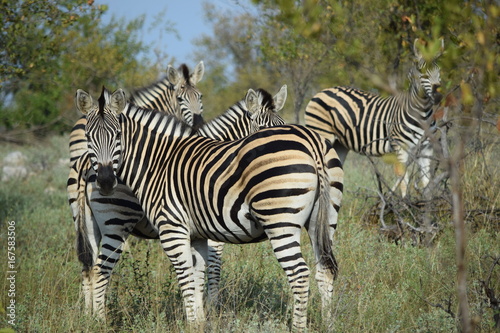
[197,85,287,141]
[305,39,443,157]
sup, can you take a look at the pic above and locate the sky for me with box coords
[98,0,252,67]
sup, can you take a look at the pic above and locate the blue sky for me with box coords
[98,0,251,65]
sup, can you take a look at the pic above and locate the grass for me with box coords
[0,129,499,332]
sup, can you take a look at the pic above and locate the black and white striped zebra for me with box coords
[75,87,343,331]
[131,61,205,129]
[67,85,288,319]
[68,61,204,165]
[305,39,443,196]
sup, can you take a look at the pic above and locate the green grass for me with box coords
[0,132,499,332]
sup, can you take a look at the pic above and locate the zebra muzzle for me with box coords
[96,163,117,196]
[432,86,443,105]
[192,113,204,130]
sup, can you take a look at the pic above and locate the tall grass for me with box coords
[0,132,498,332]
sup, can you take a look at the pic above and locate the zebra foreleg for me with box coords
[206,240,224,307]
[417,144,433,191]
[191,238,209,320]
[158,222,206,324]
[90,231,130,319]
[393,149,410,197]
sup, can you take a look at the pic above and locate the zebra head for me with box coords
[75,87,126,196]
[412,38,444,105]
[167,61,204,129]
[245,84,287,132]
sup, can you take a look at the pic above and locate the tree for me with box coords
[0,0,169,140]
[193,2,289,121]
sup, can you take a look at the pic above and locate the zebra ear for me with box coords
[433,38,445,61]
[166,65,181,86]
[245,88,259,117]
[273,84,287,112]
[110,89,127,115]
[413,38,423,63]
[190,61,204,85]
[75,89,93,115]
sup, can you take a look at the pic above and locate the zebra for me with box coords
[130,61,205,129]
[67,85,288,319]
[68,61,204,165]
[75,87,343,331]
[305,39,444,197]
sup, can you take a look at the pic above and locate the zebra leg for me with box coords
[266,228,310,331]
[332,140,349,166]
[393,149,410,197]
[417,144,433,191]
[191,238,209,319]
[90,230,131,319]
[206,239,224,307]
[87,179,142,319]
[158,221,206,324]
[306,201,339,326]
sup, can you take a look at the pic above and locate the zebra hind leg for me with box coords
[266,228,310,331]
[306,191,339,328]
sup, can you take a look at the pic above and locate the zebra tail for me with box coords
[316,167,339,280]
[76,194,94,270]
[69,161,94,270]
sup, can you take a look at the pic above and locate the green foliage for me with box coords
[0,0,95,85]
[0,1,169,138]
[251,0,499,123]
[194,3,290,121]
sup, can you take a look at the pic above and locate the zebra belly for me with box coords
[191,211,267,244]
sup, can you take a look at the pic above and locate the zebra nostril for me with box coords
[96,163,116,195]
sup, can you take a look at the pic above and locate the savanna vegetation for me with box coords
[1,0,499,332]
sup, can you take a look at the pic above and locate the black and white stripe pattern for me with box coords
[130,61,205,129]
[305,39,443,196]
[77,87,343,331]
[67,85,288,319]
[68,62,204,165]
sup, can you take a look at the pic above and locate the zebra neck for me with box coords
[117,105,195,213]
[197,100,249,140]
[401,87,435,121]
[130,79,180,117]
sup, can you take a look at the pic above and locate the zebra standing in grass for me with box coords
[76,87,343,331]
[67,62,204,316]
[305,39,444,196]
[68,61,204,164]
[67,85,288,319]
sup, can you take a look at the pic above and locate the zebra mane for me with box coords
[124,103,194,137]
[98,86,107,118]
[179,64,191,85]
[255,88,275,111]
[130,76,174,100]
